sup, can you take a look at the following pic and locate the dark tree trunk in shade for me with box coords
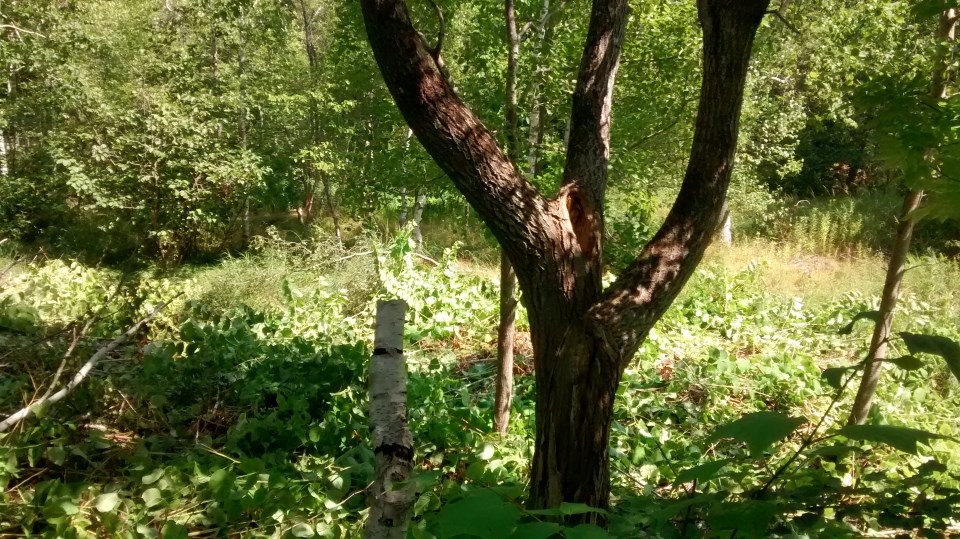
[360,0,770,512]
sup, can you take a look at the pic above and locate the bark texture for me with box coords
[366,300,414,539]
[360,0,770,512]
[848,5,957,425]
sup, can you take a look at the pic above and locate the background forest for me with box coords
[1,0,960,537]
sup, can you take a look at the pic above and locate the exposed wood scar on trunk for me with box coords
[559,185,599,264]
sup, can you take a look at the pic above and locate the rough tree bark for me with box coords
[848,5,957,425]
[360,0,770,511]
[366,300,414,538]
[494,0,521,435]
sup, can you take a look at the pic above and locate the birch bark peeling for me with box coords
[365,300,414,539]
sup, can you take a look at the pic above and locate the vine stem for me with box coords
[755,365,862,497]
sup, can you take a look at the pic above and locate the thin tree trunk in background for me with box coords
[1,40,11,178]
[849,6,956,425]
[365,300,414,539]
[398,187,409,227]
[411,190,425,245]
[238,8,251,249]
[0,129,8,177]
[399,129,414,228]
[495,251,517,433]
[321,173,342,243]
[211,27,222,138]
[495,0,521,434]
[717,199,732,246]
[298,0,340,238]
[527,0,562,177]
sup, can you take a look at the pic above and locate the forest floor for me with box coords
[1,234,959,538]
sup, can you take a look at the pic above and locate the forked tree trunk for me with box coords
[299,0,341,241]
[360,0,770,512]
[848,6,956,425]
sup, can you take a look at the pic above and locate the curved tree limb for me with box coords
[587,0,772,365]
[360,0,553,273]
[561,0,628,208]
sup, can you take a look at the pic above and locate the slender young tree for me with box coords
[360,0,771,510]
[494,0,521,435]
[848,5,957,425]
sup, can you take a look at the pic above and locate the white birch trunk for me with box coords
[411,191,426,246]
[717,200,732,246]
[365,300,414,539]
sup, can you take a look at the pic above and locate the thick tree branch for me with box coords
[587,0,771,364]
[360,0,552,270]
[561,0,628,209]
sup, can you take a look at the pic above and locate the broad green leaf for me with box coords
[708,412,805,456]
[838,424,950,454]
[839,311,881,335]
[142,468,164,485]
[510,522,562,539]
[899,332,960,383]
[821,367,851,390]
[291,523,315,538]
[437,490,521,539]
[674,458,734,486]
[806,444,858,459]
[706,500,777,538]
[142,487,163,508]
[160,521,188,539]
[95,492,121,513]
[884,355,923,371]
[136,524,159,539]
[59,500,79,516]
[654,493,724,520]
[46,445,65,466]
[208,468,231,496]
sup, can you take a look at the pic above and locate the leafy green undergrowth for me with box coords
[1,239,958,537]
